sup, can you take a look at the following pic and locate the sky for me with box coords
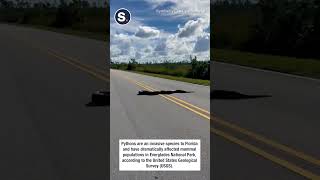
[110,0,210,63]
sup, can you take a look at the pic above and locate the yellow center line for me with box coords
[133,80,211,120]
[43,49,320,179]
[115,71,320,179]
[12,33,319,178]
[120,72,320,168]
[10,35,110,82]
[119,71,320,166]
[120,74,211,120]
[47,48,109,78]
[166,94,210,115]
[135,80,210,115]
[212,116,320,167]
[47,51,109,82]
[212,128,320,179]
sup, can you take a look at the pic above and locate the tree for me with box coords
[53,0,84,27]
[127,58,137,70]
[245,0,320,58]
[188,56,210,80]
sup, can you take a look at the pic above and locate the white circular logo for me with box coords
[115,8,131,25]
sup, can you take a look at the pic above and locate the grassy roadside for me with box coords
[26,24,320,81]
[213,49,320,79]
[6,23,210,85]
[120,70,210,86]
[9,23,320,80]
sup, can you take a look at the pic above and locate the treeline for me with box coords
[212,0,320,59]
[111,56,210,80]
[0,0,108,33]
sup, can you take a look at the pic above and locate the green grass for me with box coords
[212,5,320,79]
[5,8,320,80]
[135,64,191,77]
[111,61,209,85]
[126,70,210,86]
[213,48,320,79]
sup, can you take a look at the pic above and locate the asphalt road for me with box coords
[0,24,108,180]
[2,23,320,180]
[212,61,320,179]
[110,70,210,180]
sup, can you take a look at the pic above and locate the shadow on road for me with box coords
[211,90,271,100]
[86,90,109,107]
[137,90,192,96]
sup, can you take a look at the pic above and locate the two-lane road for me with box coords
[212,61,320,179]
[0,24,108,180]
[110,70,210,180]
[2,23,320,180]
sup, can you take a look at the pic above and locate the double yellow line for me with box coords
[121,75,210,120]
[47,49,110,82]
[13,32,319,179]
[211,123,320,179]
[45,49,320,179]
[115,72,320,179]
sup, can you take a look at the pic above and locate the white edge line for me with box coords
[213,61,320,83]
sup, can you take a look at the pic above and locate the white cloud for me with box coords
[135,51,142,59]
[166,35,193,55]
[111,34,132,56]
[110,19,143,34]
[194,33,210,52]
[154,39,168,56]
[110,24,210,62]
[111,0,210,63]
[177,18,208,38]
[144,46,153,53]
[135,26,160,38]
[163,18,209,57]
[110,45,122,57]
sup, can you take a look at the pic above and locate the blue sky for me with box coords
[110,1,184,33]
[110,0,210,63]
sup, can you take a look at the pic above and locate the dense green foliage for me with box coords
[212,0,320,59]
[2,0,318,78]
[127,59,138,71]
[111,56,210,80]
[0,0,108,34]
